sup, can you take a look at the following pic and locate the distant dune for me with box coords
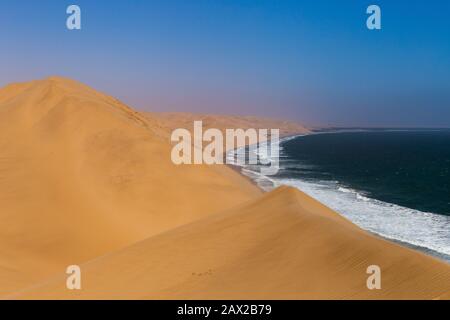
[0,77,260,294]
[143,112,309,143]
[0,77,449,299]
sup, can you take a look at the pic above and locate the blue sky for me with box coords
[0,0,449,126]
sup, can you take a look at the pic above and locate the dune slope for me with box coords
[13,186,450,300]
[0,77,261,294]
[144,112,309,148]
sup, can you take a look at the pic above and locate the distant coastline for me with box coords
[233,130,450,263]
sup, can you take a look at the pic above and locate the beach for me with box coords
[1,77,449,299]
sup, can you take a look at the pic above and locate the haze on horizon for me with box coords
[1,0,449,127]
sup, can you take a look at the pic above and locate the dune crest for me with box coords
[0,77,260,294]
[1,77,449,300]
[11,186,450,300]
[144,112,309,146]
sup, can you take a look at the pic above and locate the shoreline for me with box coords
[2,78,449,299]
[225,133,306,192]
[232,161,450,264]
[228,133,450,264]
[227,163,262,190]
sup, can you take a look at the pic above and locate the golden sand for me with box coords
[0,77,449,299]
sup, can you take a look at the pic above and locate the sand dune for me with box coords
[10,186,450,300]
[143,112,309,148]
[0,77,261,294]
[1,77,449,299]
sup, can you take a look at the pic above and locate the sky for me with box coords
[0,0,449,127]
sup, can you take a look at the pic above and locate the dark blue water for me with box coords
[281,130,450,216]
[233,130,450,261]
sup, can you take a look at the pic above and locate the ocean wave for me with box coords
[233,135,450,262]
[273,178,450,260]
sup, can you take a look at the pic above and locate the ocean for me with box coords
[228,130,450,262]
